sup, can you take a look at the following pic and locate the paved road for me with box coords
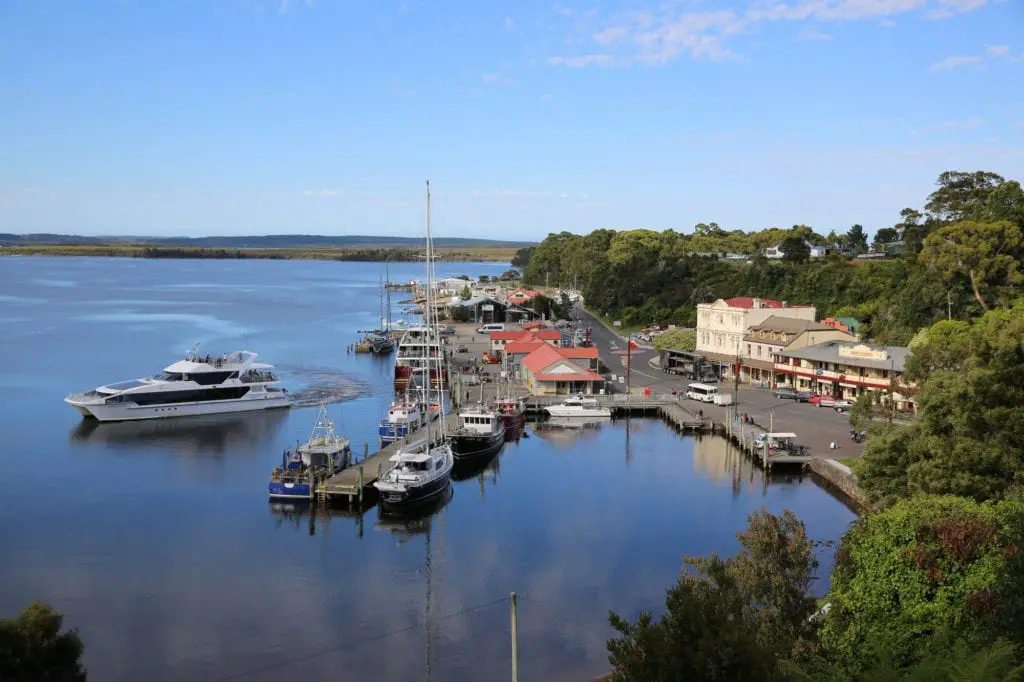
[571,305,864,459]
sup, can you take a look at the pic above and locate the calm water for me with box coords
[0,257,857,682]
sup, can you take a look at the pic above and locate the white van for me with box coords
[685,382,719,403]
[476,323,506,333]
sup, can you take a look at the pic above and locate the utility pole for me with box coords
[510,592,519,682]
[626,331,631,397]
[947,290,952,321]
[734,355,741,402]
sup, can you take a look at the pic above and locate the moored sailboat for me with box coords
[373,181,454,508]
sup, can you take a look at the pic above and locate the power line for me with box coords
[211,595,513,682]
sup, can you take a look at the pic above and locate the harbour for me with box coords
[0,255,858,682]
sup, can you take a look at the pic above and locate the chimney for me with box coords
[753,297,761,309]
[782,301,788,308]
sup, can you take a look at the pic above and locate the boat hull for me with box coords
[268,481,312,500]
[67,393,292,422]
[451,428,506,461]
[497,412,526,438]
[377,473,451,508]
[543,406,612,418]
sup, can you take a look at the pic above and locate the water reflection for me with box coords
[376,484,453,542]
[529,417,612,447]
[68,409,290,456]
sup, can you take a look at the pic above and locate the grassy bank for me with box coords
[0,243,516,262]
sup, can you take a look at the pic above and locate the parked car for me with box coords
[818,396,837,408]
[774,387,811,402]
[833,399,854,412]
[455,343,468,353]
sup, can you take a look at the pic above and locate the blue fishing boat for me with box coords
[268,403,351,500]
[378,393,425,445]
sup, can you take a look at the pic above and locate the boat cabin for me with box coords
[753,432,799,450]
[562,395,599,408]
[458,408,498,432]
[389,451,446,478]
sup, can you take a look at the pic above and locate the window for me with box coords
[746,344,751,355]
[757,345,762,357]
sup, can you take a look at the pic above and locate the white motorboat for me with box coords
[544,395,612,418]
[65,347,290,422]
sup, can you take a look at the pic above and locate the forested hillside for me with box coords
[519,171,1024,344]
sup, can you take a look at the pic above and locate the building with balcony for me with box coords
[696,298,816,377]
[773,341,915,411]
[741,316,855,385]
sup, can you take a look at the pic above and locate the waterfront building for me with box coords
[696,298,816,377]
[741,316,854,385]
[489,329,565,355]
[520,344,605,396]
[773,341,915,411]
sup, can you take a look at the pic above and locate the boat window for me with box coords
[192,371,234,386]
[435,460,443,470]
[105,386,251,405]
[155,372,184,381]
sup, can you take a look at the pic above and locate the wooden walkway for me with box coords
[319,413,460,502]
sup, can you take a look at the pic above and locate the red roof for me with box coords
[521,321,553,331]
[535,370,605,382]
[490,330,533,341]
[522,344,565,374]
[557,347,599,359]
[506,340,544,354]
[723,297,813,309]
[508,289,541,300]
[533,330,563,341]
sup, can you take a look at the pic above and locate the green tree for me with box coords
[652,328,696,352]
[819,496,1024,675]
[920,220,1022,312]
[847,224,868,254]
[780,233,811,263]
[510,246,534,268]
[925,171,1005,223]
[607,510,819,681]
[0,601,86,682]
[858,301,1024,503]
[786,634,1024,681]
[459,285,472,300]
[872,227,899,248]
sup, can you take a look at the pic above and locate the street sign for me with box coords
[613,320,622,327]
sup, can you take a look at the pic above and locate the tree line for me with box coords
[519,171,1024,345]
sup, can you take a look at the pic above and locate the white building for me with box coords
[695,297,817,375]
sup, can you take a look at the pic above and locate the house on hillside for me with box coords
[763,242,828,259]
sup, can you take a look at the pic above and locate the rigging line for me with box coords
[210,596,511,682]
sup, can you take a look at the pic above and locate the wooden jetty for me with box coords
[318,412,460,505]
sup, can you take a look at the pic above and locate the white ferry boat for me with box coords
[65,346,290,422]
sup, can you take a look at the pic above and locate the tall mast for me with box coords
[385,261,392,332]
[379,274,384,331]
[424,181,433,449]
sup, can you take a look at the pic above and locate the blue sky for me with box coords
[1,0,1022,239]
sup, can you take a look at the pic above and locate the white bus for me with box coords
[685,382,719,403]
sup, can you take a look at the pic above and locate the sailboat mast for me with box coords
[385,261,392,332]
[424,181,433,448]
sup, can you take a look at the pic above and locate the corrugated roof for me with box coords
[747,315,833,334]
[506,340,544,354]
[522,344,566,373]
[535,370,605,382]
[779,341,910,372]
[557,347,599,359]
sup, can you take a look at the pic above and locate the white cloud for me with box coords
[925,0,987,19]
[797,28,834,40]
[548,54,616,67]
[503,16,515,29]
[548,0,995,67]
[552,4,573,16]
[539,93,554,102]
[986,44,1010,56]
[480,72,514,86]
[929,54,983,71]
[879,18,897,25]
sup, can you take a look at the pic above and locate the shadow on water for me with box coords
[68,409,291,456]
[375,484,454,542]
[279,365,375,406]
[452,448,503,482]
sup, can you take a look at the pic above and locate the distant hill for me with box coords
[0,233,537,249]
